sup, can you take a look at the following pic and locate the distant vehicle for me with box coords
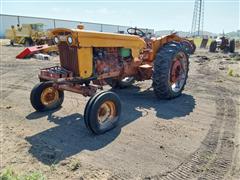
[209,36,235,53]
[5,23,53,46]
[215,37,222,45]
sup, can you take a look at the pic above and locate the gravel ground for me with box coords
[0,43,240,179]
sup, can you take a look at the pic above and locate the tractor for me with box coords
[30,25,194,134]
[209,36,235,53]
[5,23,52,46]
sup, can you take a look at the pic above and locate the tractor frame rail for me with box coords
[39,66,73,80]
[39,66,98,97]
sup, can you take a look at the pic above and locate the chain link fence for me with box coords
[0,14,154,38]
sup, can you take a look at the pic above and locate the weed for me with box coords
[0,168,45,180]
[228,69,234,76]
[50,164,57,172]
[22,172,45,180]
[0,168,17,180]
[69,161,81,171]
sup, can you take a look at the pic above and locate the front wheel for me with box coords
[30,82,64,111]
[152,42,189,99]
[84,91,121,134]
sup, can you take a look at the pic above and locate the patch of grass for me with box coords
[227,69,240,77]
[68,161,81,171]
[0,168,17,180]
[21,172,45,180]
[228,69,234,76]
[0,168,45,180]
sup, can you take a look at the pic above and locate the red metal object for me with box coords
[38,65,97,97]
[16,44,49,59]
[170,60,181,83]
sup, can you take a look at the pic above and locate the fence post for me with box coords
[17,16,20,25]
[117,25,120,33]
[53,19,56,28]
[100,24,103,32]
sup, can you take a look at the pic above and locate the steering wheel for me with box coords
[127,27,145,37]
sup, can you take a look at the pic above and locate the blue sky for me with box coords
[1,0,239,33]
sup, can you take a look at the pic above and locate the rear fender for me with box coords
[150,33,183,61]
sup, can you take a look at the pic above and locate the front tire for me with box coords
[30,82,64,111]
[152,42,189,99]
[84,91,121,134]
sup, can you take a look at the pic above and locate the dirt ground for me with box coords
[0,41,240,180]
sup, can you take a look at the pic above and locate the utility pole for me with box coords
[191,0,204,37]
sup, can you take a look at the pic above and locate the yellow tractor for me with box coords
[5,23,52,46]
[30,25,195,134]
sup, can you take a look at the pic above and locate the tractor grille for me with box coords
[58,43,79,76]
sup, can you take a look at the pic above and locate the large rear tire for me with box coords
[84,91,121,134]
[229,39,235,53]
[181,40,196,55]
[152,42,189,99]
[209,40,217,52]
[30,82,64,111]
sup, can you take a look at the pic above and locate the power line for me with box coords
[191,0,204,37]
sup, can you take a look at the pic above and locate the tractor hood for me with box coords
[51,28,146,58]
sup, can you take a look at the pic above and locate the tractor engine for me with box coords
[93,47,133,76]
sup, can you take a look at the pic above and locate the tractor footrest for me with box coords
[39,66,73,80]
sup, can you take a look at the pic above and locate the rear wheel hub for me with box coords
[170,52,188,93]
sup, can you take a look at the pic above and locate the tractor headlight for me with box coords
[53,36,59,44]
[67,36,73,45]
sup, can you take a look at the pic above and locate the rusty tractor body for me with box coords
[30,26,194,134]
